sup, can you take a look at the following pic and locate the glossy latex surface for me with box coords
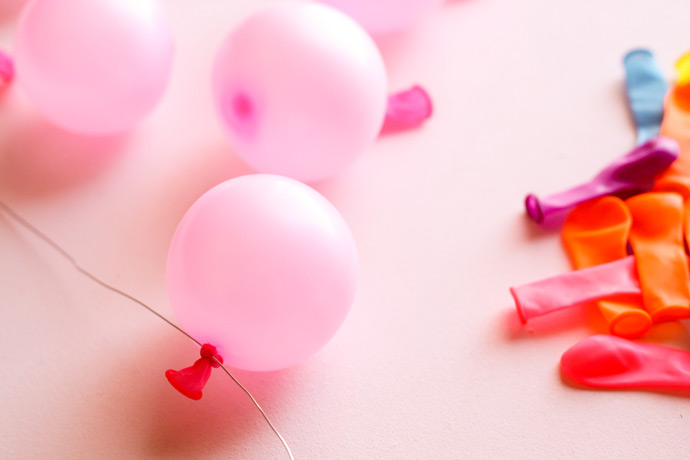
[562,335,690,390]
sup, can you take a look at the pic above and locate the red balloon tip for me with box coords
[166,344,223,400]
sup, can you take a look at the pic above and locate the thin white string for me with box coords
[0,199,295,460]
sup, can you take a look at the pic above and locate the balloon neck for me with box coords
[0,50,14,85]
[165,344,224,400]
[381,85,432,133]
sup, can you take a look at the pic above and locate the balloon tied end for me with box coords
[166,344,223,400]
[382,85,433,133]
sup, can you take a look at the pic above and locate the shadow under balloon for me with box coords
[80,330,306,459]
[0,113,128,199]
[146,341,308,458]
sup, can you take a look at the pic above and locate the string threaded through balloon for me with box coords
[0,200,295,460]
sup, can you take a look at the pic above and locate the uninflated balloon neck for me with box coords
[382,85,433,133]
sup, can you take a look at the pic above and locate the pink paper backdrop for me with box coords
[2,1,690,459]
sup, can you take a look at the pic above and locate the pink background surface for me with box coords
[2,0,690,459]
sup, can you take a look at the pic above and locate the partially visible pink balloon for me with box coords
[212,3,387,183]
[319,0,445,33]
[14,0,173,135]
[167,174,359,372]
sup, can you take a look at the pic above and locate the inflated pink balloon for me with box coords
[167,174,359,372]
[320,0,445,33]
[212,3,387,183]
[14,0,173,135]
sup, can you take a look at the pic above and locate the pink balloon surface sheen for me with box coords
[166,174,359,372]
[14,0,173,135]
[319,0,445,33]
[212,3,387,183]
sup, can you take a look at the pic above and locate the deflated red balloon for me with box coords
[561,335,690,390]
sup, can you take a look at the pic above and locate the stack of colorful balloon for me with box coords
[513,49,690,392]
[0,0,439,396]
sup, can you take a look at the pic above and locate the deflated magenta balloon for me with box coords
[525,136,679,223]
[14,0,173,135]
[320,0,444,33]
[167,174,359,372]
[212,3,387,183]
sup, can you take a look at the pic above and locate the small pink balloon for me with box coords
[14,0,174,135]
[166,174,359,372]
[320,0,445,33]
[212,3,387,183]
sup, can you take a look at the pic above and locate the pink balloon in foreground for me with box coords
[167,174,359,371]
[320,0,445,33]
[14,0,173,135]
[212,3,387,182]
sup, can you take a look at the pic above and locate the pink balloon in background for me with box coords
[212,3,387,183]
[319,0,445,33]
[14,0,173,135]
[166,174,359,372]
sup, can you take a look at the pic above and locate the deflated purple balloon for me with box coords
[525,136,679,223]
[561,335,690,391]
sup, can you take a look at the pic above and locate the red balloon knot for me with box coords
[200,343,224,368]
[165,344,224,400]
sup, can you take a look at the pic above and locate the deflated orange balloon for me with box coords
[654,53,690,196]
[562,196,631,267]
[562,197,651,338]
[627,192,690,322]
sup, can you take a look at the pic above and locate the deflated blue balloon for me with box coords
[624,49,667,145]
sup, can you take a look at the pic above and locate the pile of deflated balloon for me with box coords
[513,49,690,392]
